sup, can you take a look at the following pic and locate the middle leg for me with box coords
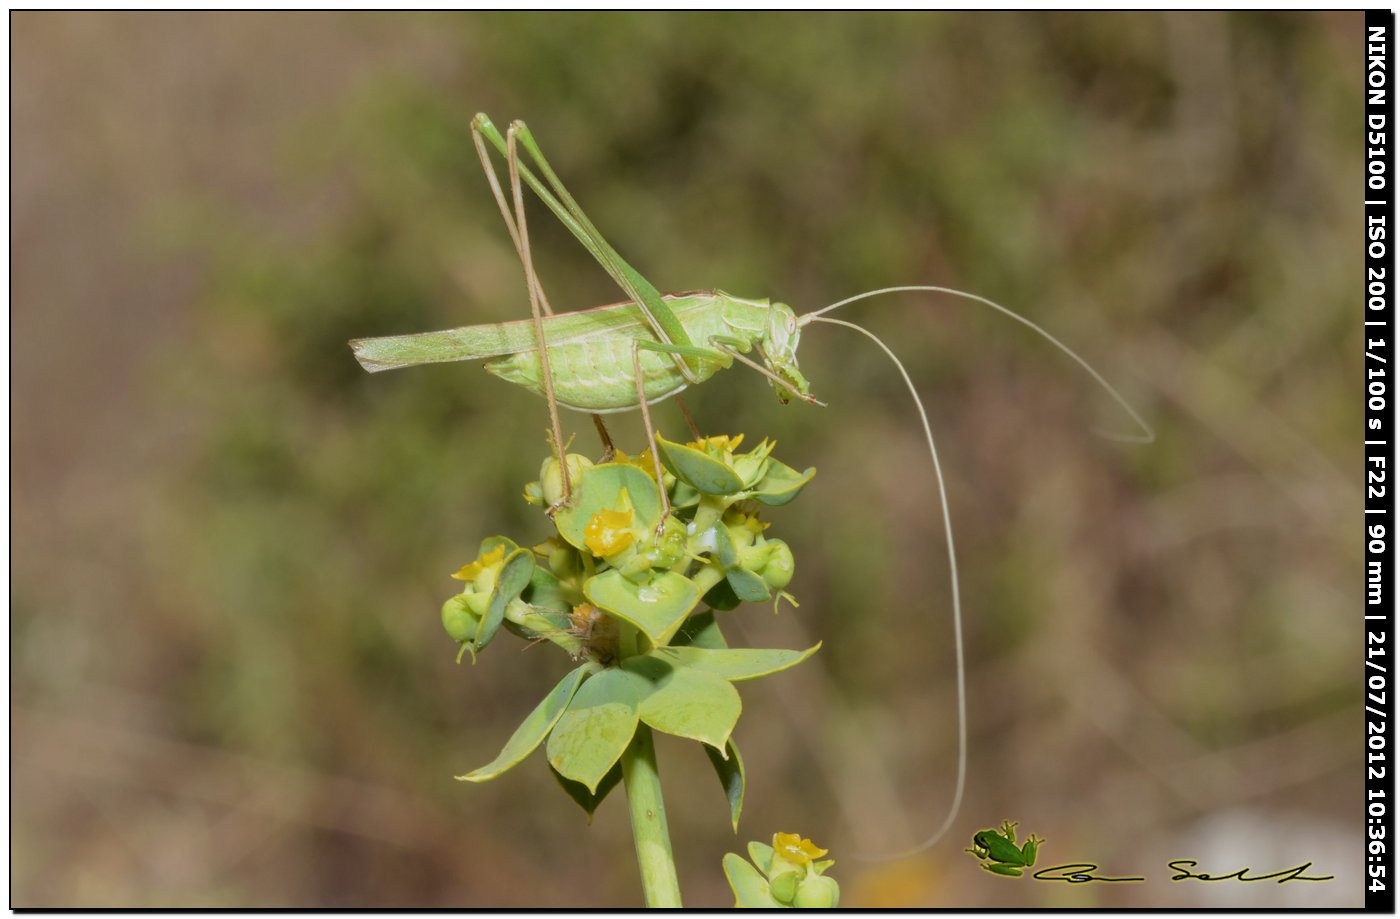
[674,395,702,440]
[631,341,671,535]
[591,413,616,462]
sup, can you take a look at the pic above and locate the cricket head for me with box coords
[762,302,812,405]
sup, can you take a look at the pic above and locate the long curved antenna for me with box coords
[805,314,967,861]
[799,286,1155,444]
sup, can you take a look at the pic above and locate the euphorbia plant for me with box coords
[441,433,832,906]
[725,832,842,908]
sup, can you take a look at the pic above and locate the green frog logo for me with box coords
[965,820,1045,877]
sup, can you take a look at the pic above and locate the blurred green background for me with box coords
[12,11,1363,907]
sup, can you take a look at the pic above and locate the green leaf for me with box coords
[551,761,622,822]
[547,666,646,792]
[584,569,701,644]
[723,853,783,908]
[553,463,662,551]
[705,738,746,832]
[748,841,776,875]
[702,577,742,611]
[709,521,739,568]
[525,565,568,614]
[457,663,595,782]
[670,479,702,509]
[656,436,745,495]
[503,610,569,643]
[475,547,535,652]
[672,610,728,649]
[479,535,521,556]
[794,874,840,908]
[726,567,771,603]
[623,656,741,750]
[656,644,821,682]
[751,460,815,506]
[770,871,801,904]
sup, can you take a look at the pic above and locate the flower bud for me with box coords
[793,874,840,909]
[769,870,801,904]
[441,594,482,642]
[731,437,775,487]
[757,539,795,591]
[539,454,593,507]
[467,593,492,620]
[537,537,580,580]
[722,509,768,551]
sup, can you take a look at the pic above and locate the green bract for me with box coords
[584,569,701,644]
[443,435,817,829]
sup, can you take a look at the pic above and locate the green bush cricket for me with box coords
[350,113,1153,857]
[352,114,821,522]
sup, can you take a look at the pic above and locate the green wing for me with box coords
[349,292,717,373]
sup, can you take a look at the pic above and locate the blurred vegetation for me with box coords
[13,11,1362,907]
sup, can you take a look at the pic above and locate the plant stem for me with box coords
[620,725,683,907]
[688,563,725,596]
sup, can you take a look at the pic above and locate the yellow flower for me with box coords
[451,544,506,582]
[584,506,635,557]
[614,447,659,481]
[773,832,828,867]
[689,433,745,453]
[680,433,776,488]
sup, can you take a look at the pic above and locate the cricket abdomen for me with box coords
[486,335,714,413]
[483,291,776,413]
